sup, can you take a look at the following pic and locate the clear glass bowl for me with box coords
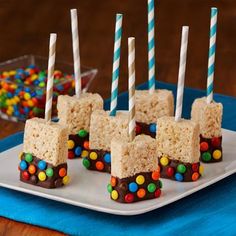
[0,55,97,122]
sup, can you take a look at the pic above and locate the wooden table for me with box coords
[0,0,235,235]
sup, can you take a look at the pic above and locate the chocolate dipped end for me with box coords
[108,171,162,203]
[200,135,223,163]
[19,152,69,189]
[158,155,204,182]
[67,129,89,159]
[82,149,111,173]
[136,122,156,138]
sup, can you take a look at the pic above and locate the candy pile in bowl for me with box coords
[0,57,97,122]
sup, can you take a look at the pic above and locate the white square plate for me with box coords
[0,129,236,216]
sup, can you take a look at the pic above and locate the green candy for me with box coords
[202,152,212,162]
[159,180,163,189]
[78,129,88,138]
[107,184,113,193]
[177,164,186,174]
[46,168,54,177]
[25,153,33,163]
[82,158,90,169]
[147,183,156,193]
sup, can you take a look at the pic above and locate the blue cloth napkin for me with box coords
[0,81,236,236]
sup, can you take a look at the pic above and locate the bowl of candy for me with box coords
[0,55,97,122]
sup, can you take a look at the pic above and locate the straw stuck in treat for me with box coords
[147,0,155,94]
[71,8,82,97]
[207,7,218,104]
[110,13,123,116]
[175,26,189,122]
[128,37,136,142]
[45,33,57,122]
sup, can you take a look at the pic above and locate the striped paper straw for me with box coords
[207,7,218,104]
[175,26,189,122]
[71,9,82,97]
[110,13,123,116]
[128,37,136,141]
[148,0,155,94]
[45,33,57,122]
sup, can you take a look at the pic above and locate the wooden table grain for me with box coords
[0,0,235,235]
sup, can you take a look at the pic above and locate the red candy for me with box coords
[166,167,174,177]
[125,193,134,203]
[192,163,199,172]
[22,171,30,180]
[135,124,142,134]
[200,142,209,151]
[211,137,221,147]
[154,189,161,198]
[68,151,75,159]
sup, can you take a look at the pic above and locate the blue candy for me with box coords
[24,107,30,114]
[104,153,111,163]
[149,123,157,133]
[24,87,31,93]
[175,173,184,182]
[128,182,138,192]
[38,160,47,170]
[75,146,82,156]
[19,160,28,170]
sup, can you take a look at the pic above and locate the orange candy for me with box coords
[111,176,117,187]
[152,171,160,181]
[192,172,199,181]
[96,161,104,171]
[28,164,36,174]
[156,165,161,173]
[137,188,146,198]
[83,141,90,150]
[59,168,67,177]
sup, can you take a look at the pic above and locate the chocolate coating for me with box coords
[158,157,202,182]
[68,132,89,158]
[110,171,162,203]
[19,153,68,189]
[136,122,156,138]
[200,135,223,163]
[83,149,111,173]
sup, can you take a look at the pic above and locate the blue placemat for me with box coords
[1,81,236,236]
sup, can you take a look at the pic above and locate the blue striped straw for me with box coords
[110,14,123,116]
[207,7,218,104]
[148,0,155,94]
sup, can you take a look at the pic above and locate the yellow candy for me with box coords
[81,150,89,158]
[6,109,13,116]
[160,156,169,166]
[89,152,98,160]
[63,175,70,185]
[31,74,38,80]
[38,172,46,181]
[111,190,119,200]
[24,93,31,100]
[2,72,9,77]
[136,175,145,185]
[14,96,20,102]
[5,99,11,106]
[8,105,14,112]
[18,152,24,160]
[9,70,16,76]
[199,165,204,175]
[28,100,34,107]
[67,140,75,149]
[213,150,222,160]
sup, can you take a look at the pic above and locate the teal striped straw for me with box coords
[207,7,218,104]
[148,0,155,94]
[110,14,123,116]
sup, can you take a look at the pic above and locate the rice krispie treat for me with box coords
[135,89,174,138]
[82,110,129,173]
[57,93,103,159]
[156,116,204,182]
[191,97,223,163]
[108,135,162,203]
[18,118,70,188]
